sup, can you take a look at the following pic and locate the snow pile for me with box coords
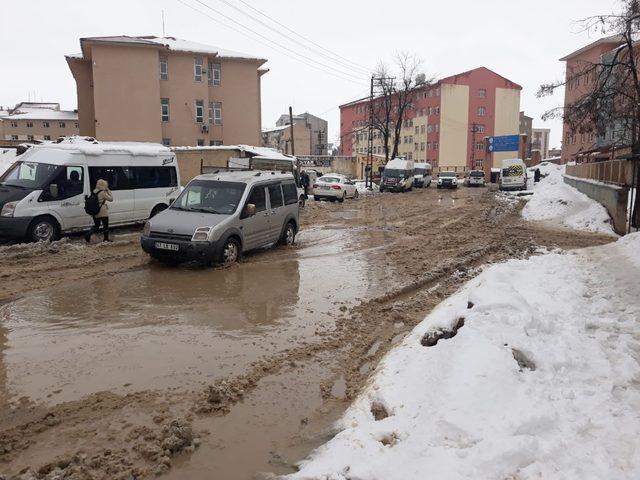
[522,164,615,235]
[289,234,640,480]
[0,148,18,176]
[355,181,380,194]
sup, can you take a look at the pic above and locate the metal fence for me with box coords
[565,159,635,187]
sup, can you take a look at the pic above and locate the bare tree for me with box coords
[538,0,640,227]
[369,53,431,161]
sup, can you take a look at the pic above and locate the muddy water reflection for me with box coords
[0,228,376,405]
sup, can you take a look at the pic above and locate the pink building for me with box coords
[559,35,625,163]
[340,67,521,169]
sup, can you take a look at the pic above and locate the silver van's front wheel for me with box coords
[280,222,296,246]
[220,238,240,265]
[28,217,60,242]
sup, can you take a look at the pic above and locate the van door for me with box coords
[266,183,286,242]
[240,185,271,250]
[39,165,88,231]
[88,166,135,225]
[132,166,179,220]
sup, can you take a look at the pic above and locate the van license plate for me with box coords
[155,242,179,251]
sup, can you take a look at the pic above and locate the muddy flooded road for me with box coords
[0,187,613,480]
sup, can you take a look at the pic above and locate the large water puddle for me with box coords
[0,227,390,407]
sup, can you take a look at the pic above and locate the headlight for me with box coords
[143,221,151,236]
[191,226,212,242]
[1,201,17,217]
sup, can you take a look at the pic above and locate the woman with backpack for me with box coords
[85,178,113,243]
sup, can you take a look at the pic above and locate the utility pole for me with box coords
[161,10,166,37]
[366,76,375,189]
[288,106,295,156]
[470,123,478,170]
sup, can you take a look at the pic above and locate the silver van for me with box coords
[141,170,299,265]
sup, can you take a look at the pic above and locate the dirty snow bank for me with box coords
[522,164,615,235]
[288,234,640,480]
[355,181,380,194]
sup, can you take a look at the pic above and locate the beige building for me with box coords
[66,36,268,147]
[276,112,328,155]
[532,128,551,159]
[262,123,312,155]
[1,102,78,142]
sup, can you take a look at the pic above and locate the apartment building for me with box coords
[0,102,78,142]
[560,35,625,163]
[340,67,521,169]
[275,112,328,155]
[532,128,550,159]
[262,123,312,155]
[519,112,533,157]
[66,36,268,146]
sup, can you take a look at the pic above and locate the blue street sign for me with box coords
[487,135,520,153]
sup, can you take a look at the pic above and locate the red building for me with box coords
[339,67,522,170]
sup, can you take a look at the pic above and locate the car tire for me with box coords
[279,221,296,246]
[314,195,321,201]
[218,237,240,265]
[353,190,359,199]
[298,195,306,208]
[339,192,346,203]
[149,204,168,219]
[27,216,60,243]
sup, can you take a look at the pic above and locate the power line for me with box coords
[222,0,371,75]
[181,0,367,83]
[236,0,371,74]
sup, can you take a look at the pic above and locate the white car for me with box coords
[312,174,359,202]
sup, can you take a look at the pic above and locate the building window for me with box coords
[11,135,18,140]
[44,135,51,141]
[435,124,439,133]
[477,124,485,133]
[420,142,425,151]
[197,139,205,146]
[478,106,486,116]
[160,56,168,80]
[43,121,50,128]
[26,122,33,128]
[415,126,419,134]
[427,142,432,150]
[420,125,425,134]
[476,142,484,151]
[10,121,17,128]
[212,140,223,146]
[478,88,487,98]
[434,142,439,150]
[74,122,79,128]
[427,125,433,134]
[435,107,440,115]
[212,101,222,125]
[161,98,170,122]
[162,138,171,146]
[194,57,203,81]
[59,122,66,128]
[27,135,34,141]
[414,142,419,151]
[195,100,204,123]
[209,62,221,86]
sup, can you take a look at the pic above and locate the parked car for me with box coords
[141,170,299,265]
[413,162,432,188]
[436,171,458,189]
[0,138,180,242]
[499,158,527,191]
[312,174,359,202]
[380,158,415,192]
[464,170,486,187]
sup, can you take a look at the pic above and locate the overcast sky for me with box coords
[1,0,621,149]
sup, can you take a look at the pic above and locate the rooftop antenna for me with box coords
[161,10,166,37]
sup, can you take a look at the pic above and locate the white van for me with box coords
[0,139,180,242]
[498,158,527,191]
[413,162,432,188]
[380,158,415,192]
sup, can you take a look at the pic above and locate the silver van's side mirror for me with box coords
[49,184,59,198]
[244,203,257,217]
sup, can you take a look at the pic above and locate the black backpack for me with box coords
[84,191,101,216]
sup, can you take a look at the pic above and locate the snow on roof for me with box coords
[79,35,266,62]
[2,110,77,121]
[32,137,170,156]
[262,124,293,133]
[172,144,294,162]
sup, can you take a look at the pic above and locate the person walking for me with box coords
[301,170,310,196]
[85,178,113,242]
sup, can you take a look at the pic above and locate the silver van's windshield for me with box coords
[414,168,426,175]
[384,169,403,178]
[0,161,59,189]
[172,180,246,215]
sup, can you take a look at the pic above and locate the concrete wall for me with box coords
[439,84,469,168]
[67,57,96,137]
[563,175,628,235]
